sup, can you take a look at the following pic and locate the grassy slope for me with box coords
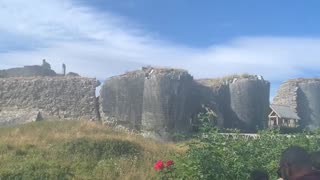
[0,121,182,180]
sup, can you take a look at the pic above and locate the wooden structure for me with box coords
[268,104,300,128]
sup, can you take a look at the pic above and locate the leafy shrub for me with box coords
[192,106,218,133]
[171,119,320,179]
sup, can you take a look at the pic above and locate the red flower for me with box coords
[154,160,165,170]
[166,160,174,167]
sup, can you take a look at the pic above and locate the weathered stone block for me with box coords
[198,75,270,131]
[100,67,194,140]
[99,70,145,130]
[0,77,99,123]
[273,79,320,129]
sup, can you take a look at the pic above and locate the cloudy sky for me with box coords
[1,0,320,97]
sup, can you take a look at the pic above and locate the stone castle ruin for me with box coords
[0,77,99,125]
[0,61,99,125]
[0,61,318,140]
[197,75,270,132]
[273,78,320,129]
[99,67,195,140]
[0,63,56,78]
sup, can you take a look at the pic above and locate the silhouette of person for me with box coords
[62,63,66,76]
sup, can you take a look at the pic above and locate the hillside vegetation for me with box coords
[0,121,180,180]
[0,120,320,180]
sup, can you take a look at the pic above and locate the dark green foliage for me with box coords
[192,106,218,133]
[173,125,320,180]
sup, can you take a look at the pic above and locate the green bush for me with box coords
[171,126,320,180]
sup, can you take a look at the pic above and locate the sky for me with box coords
[1,0,320,98]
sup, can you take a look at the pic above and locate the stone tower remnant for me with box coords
[99,67,195,140]
[42,59,51,70]
[0,61,302,141]
[197,74,270,132]
[0,60,56,78]
[273,79,320,129]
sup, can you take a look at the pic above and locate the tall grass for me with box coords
[0,121,181,180]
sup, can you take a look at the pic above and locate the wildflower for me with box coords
[166,160,174,167]
[154,160,165,170]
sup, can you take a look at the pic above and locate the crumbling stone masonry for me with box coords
[0,77,99,125]
[99,67,195,140]
[0,65,56,78]
[273,79,320,129]
[0,62,280,141]
[198,75,270,132]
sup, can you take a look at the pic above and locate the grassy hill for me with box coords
[0,121,181,180]
[1,120,320,180]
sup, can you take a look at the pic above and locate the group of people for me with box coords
[250,146,320,180]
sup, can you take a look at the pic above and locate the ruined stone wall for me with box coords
[0,77,98,125]
[197,75,270,132]
[297,80,320,128]
[273,79,320,128]
[101,72,271,136]
[0,65,57,78]
[99,71,145,130]
[0,63,274,138]
[194,80,228,128]
[141,69,194,140]
[99,68,194,140]
[229,79,270,131]
[273,80,299,110]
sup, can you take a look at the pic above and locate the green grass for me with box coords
[0,121,181,180]
[0,120,318,179]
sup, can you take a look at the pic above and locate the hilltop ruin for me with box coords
[99,67,195,140]
[0,61,318,140]
[197,74,270,131]
[273,78,320,129]
[0,61,99,125]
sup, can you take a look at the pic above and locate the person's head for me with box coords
[310,151,320,170]
[279,146,313,180]
[250,169,269,180]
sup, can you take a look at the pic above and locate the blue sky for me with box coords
[77,0,320,46]
[1,0,320,98]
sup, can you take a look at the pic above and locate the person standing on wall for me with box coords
[62,63,66,76]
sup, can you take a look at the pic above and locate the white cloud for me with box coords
[1,0,320,97]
